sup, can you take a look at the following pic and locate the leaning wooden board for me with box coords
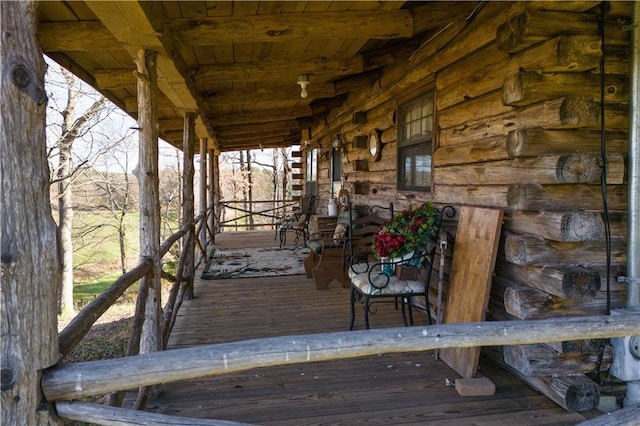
[440,206,504,378]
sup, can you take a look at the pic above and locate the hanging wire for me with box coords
[595,1,615,385]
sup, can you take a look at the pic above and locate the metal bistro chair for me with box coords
[279,194,316,247]
[348,205,455,330]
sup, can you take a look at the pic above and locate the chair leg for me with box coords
[279,228,286,248]
[400,300,409,327]
[364,295,371,330]
[349,287,356,330]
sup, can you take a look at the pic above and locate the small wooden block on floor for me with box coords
[455,377,496,396]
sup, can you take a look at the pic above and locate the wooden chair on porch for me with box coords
[303,191,359,289]
[348,205,455,330]
[278,194,316,247]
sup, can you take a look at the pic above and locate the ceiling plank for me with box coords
[169,10,414,45]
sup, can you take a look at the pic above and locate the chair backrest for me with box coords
[347,203,394,265]
[300,194,316,215]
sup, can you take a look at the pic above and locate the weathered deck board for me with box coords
[158,231,587,425]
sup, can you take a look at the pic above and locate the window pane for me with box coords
[400,144,431,189]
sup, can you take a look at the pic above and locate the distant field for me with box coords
[72,210,140,281]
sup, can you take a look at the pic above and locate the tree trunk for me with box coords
[1,1,59,423]
[58,141,75,316]
[246,150,255,230]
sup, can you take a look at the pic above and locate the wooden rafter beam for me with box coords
[203,83,337,106]
[214,120,301,136]
[38,22,119,52]
[193,56,364,83]
[169,10,414,46]
[81,2,215,147]
[208,107,312,127]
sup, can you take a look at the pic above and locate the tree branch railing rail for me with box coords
[44,314,640,425]
[58,213,205,358]
[218,199,298,230]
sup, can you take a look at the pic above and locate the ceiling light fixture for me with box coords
[297,74,309,98]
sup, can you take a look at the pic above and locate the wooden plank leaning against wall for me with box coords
[307,1,632,412]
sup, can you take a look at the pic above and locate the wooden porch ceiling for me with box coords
[37,1,477,153]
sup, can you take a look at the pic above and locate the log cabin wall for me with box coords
[307,1,631,388]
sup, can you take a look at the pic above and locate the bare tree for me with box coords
[47,65,110,316]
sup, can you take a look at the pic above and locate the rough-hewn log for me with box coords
[433,153,625,186]
[437,36,602,110]
[41,315,640,401]
[496,10,598,53]
[433,185,512,208]
[503,72,629,106]
[37,21,118,52]
[55,401,242,426]
[547,375,601,412]
[503,343,612,376]
[506,128,629,157]
[433,136,509,166]
[135,49,162,356]
[438,90,513,130]
[58,260,152,357]
[495,261,601,299]
[515,96,629,130]
[578,403,640,425]
[507,184,628,211]
[482,347,601,412]
[440,96,625,146]
[504,211,605,242]
[503,233,627,267]
[1,2,59,423]
[496,280,624,320]
[171,10,414,46]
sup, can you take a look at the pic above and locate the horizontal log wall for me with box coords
[306,1,632,408]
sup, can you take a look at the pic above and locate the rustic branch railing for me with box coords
[218,199,298,230]
[58,213,205,358]
[45,314,638,404]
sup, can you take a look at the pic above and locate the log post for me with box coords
[199,138,207,261]
[182,113,196,299]
[207,147,216,244]
[1,2,59,423]
[134,49,161,409]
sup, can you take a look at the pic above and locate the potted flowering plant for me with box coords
[373,203,440,260]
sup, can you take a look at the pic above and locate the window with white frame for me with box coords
[397,91,434,191]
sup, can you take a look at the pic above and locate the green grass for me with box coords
[70,209,179,303]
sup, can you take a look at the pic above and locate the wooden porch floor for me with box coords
[158,231,587,425]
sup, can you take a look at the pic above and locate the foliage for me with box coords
[373,204,440,258]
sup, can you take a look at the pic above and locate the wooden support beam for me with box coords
[135,49,162,357]
[182,113,196,300]
[209,107,312,127]
[38,21,119,52]
[41,314,640,401]
[194,57,365,83]
[169,10,414,46]
[203,83,337,105]
[2,3,59,423]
